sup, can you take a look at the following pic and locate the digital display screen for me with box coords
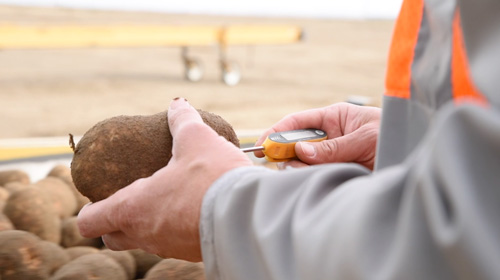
[282,130,317,141]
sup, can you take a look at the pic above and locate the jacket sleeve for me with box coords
[199,104,500,280]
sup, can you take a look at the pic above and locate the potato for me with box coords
[0,212,14,232]
[0,170,30,186]
[0,230,50,280]
[71,109,239,202]
[0,187,9,211]
[34,177,77,219]
[100,249,136,280]
[46,164,71,179]
[37,240,70,275]
[2,182,29,194]
[127,249,162,279]
[47,165,90,212]
[64,246,99,261]
[3,187,61,243]
[51,253,127,280]
[0,187,9,201]
[61,217,102,248]
[144,258,205,280]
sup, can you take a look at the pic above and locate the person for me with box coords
[78,0,500,279]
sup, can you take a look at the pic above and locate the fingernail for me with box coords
[170,97,188,110]
[300,142,316,157]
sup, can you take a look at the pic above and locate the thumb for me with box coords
[295,133,363,165]
[168,97,204,137]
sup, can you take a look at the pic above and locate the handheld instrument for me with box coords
[241,129,327,162]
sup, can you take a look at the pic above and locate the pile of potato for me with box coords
[0,167,205,280]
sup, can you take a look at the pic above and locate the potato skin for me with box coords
[0,170,30,186]
[144,258,205,280]
[34,177,77,219]
[71,110,240,202]
[64,246,99,261]
[127,249,162,279]
[47,165,90,212]
[51,253,127,280]
[37,240,70,275]
[0,187,9,211]
[0,187,9,201]
[3,187,61,243]
[2,182,29,195]
[100,249,136,280]
[0,212,14,232]
[61,217,102,248]
[0,230,50,280]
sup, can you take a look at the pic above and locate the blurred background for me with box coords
[0,0,399,139]
[0,1,402,279]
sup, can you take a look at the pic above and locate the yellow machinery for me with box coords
[0,24,304,85]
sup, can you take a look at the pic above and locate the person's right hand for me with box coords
[255,102,381,170]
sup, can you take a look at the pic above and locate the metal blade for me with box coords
[240,146,265,153]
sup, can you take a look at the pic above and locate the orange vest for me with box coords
[385,0,487,105]
[375,0,494,169]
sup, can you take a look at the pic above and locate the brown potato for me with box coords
[61,216,102,248]
[0,230,50,280]
[144,258,205,280]
[0,170,30,186]
[64,246,100,261]
[71,109,240,202]
[34,177,77,219]
[0,187,9,201]
[46,164,70,178]
[127,249,162,279]
[47,164,90,212]
[0,187,9,211]
[51,253,127,280]
[0,212,14,232]
[100,249,136,280]
[2,182,30,194]
[38,240,70,275]
[3,187,61,243]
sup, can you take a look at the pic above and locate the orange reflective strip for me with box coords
[385,0,424,99]
[451,11,488,106]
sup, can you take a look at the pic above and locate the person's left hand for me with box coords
[77,98,253,262]
[254,103,381,170]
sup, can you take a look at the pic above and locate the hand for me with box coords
[255,102,381,170]
[77,98,253,261]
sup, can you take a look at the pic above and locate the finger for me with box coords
[254,107,327,158]
[295,130,370,166]
[102,231,139,251]
[78,201,117,238]
[269,108,327,134]
[168,97,204,137]
[77,191,127,238]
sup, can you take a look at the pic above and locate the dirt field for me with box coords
[0,5,395,139]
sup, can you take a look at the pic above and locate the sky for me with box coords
[0,0,403,19]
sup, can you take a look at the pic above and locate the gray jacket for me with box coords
[200,0,500,279]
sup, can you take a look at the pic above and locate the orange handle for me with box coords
[262,136,326,162]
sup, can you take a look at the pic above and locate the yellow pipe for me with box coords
[0,146,73,161]
[0,135,259,162]
[0,24,303,49]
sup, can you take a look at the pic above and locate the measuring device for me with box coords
[241,129,327,162]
